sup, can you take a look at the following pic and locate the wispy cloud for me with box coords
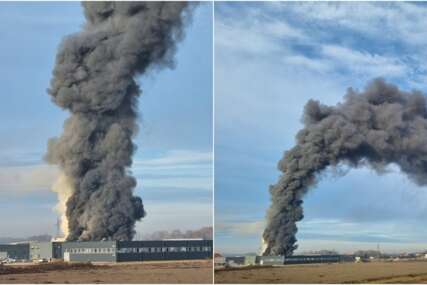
[138,177,211,191]
[216,220,265,237]
[321,45,407,78]
[134,150,212,167]
[0,150,213,196]
[298,218,425,243]
[136,201,212,234]
[134,150,212,192]
[216,2,427,87]
[215,21,285,55]
[271,2,427,47]
[0,164,57,195]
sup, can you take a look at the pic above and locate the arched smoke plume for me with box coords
[45,2,195,241]
[263,78,427,255]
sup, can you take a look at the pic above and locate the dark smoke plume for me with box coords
[263,78,427,255]
[45,2,195,241]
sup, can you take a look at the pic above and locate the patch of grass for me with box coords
[0,261,109,275]
[215,265,274,272]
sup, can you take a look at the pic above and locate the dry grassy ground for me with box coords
[215,260,427,283]
[0,259,213,284]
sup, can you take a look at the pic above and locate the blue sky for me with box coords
[215,2,427,254]
[0,2,212,237]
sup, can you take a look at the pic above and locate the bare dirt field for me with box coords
[215,260,427,283]
[0,259,213,284]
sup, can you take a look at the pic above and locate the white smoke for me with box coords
[51,172,74,238]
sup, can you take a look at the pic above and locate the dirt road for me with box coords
[0,259,213,284]
[215,260,427,283]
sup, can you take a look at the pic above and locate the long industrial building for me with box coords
[0,239,212,263]
[224,254,354,266]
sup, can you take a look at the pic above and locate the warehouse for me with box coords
[221,254,355,267]
[1,239,213,263]
[282,255,342,264]
[30,241,63,261]
[117,239,212,262]
[62,239,213,262]
[62,241,116,262]
[0,243,30,261]
[254,255,353,265]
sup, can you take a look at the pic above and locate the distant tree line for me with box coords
[353,250,381,258]
[0,234,52,244]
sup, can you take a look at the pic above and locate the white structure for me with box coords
[0,252,7,260]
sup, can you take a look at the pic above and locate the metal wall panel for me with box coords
[283,255,341,264]
[30,242,53,260]
[0,244,30,260]
[61,241,116,249]
[52,242,63,259]
[30,240,214,263]
[66,253,116,262]
[117,240,213,262]
[61,241,117,262]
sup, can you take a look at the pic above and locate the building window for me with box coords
[190,247,202,252]
[139,248,148,253]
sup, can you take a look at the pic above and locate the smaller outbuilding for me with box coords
[225,256,245,266]
[0,243,30,261]
[214,253,226,268]
[30,242,63,261]
[0,251,7,260]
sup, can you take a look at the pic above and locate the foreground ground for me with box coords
[215,260,427,283]
[0,259,212,284]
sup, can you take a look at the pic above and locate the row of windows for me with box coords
[64,247,115,254]
[284,257,339,262]
[65,246,212,255]
[117,246,212,254]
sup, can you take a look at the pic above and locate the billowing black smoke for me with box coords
[263,78,427,255]
[45,2,195,241]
